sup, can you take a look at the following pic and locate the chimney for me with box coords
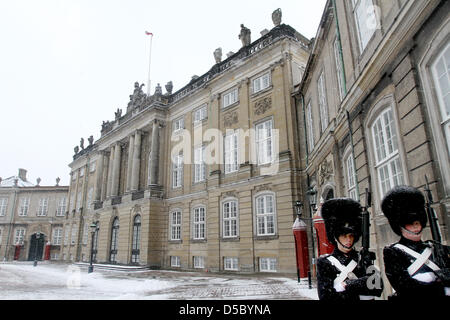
[18,168,27,181]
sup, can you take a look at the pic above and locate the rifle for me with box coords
[424,176,448,268]
[359,188,376,272]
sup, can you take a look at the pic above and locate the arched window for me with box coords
[110,218,119,263]
[131,215,141,264]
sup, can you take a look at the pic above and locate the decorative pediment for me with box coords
[254,183,272,193]
[223,110,239,127]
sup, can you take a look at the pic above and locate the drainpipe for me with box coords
[300,94,309,166]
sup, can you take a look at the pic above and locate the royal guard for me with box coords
[317,198,383,300]
[381,185,450,299]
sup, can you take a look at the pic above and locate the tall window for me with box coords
[110,218,119,263]
[173,117,184,133]
[222,88,238,108]
[352,0,377,52]
[224,131,239,173]
[170,210,182,241]
[131,215,141,263]
[318,71,329,132]
[371,108,404,197]
[71,224,77,245]
[194,145,206,183]
[345,153,358,200]
[255,194,276,236]
[64,226,69,245]
[252,72,271,94]
[19,197,30,216]
[172,152,183,188]
[14,228,25,245]
[87,187,94,211]
[256,119,273,165]
[334,38,346,101]
[56,197,67,216]
[306,101,315,153]
[37,198,48,216]
[52,227,63,245]
[0,197,7,216]
[193,207,206,240]
[76,191,82,211]
[431,43,450,155]
[193,105,207,125]
[223,200,238,238]
[82,222,88,245]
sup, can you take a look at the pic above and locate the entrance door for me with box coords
[28,233,45,261]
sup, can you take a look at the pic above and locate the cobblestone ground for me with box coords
[0,261,318,300]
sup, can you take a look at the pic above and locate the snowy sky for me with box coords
[0,0,327,186]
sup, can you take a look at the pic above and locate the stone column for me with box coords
[106,145,114,198]
[131,130,141,191]
[94,151,105,202]
[147,120,160,186]
[111,142,122,196]
[126,134,135,192]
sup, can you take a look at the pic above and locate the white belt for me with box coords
[394,244,440,276]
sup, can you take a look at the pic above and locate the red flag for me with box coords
[145,31,153,36]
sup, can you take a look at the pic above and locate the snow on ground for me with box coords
[0,261,318,300]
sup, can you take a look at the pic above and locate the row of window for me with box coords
[170,193,276,241]
[172,119,274,188]
[0,197,67,217]
[172,72,272,133]
[170,256,277,272]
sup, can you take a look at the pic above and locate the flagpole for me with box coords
[146,31,153,96]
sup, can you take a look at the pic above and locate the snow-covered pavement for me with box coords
[0,261,318,300]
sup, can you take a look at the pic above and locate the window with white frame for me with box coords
[19,197,30,216]
[318,71,329,132]
[0,197,7,216]
[37,197,48,216]
[82,222,88,245]
[260,257,277,272]
[171,256,181,267]
[193,256,205,268]
[352,0,377,52]
[255,194,276,236]
[194,145,206,183]
[89,161,96,173]
[255,119,273,165]
[334,38,346,101]
[170,210,182,241]
[222,88,238,108]
[52,227,63,245]
[306,101,315,153]
[71,224,77,245]
[172,152,183,188]
[193,104,207,125]
[14,228,25,245]
[223,200,238,238]
[87,187,94,211]
[69,194,75,212]
[56,196,67,216]
[224,131,239,173]
[224,257,239,271]
[76,191,82,211]
[193,207,206,240]
[371,108,404,197]
[431,43,450,156]
[345,152,358,200]
[252,72,271,94]
[173,117,185,132]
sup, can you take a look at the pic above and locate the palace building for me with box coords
[0,169,68,262]
[61,19,311,273]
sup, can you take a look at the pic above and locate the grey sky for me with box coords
[0,0,327,186]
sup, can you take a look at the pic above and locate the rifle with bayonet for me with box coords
[359,188,376,272]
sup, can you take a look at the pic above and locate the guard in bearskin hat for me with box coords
[381,185,450,299]
[317,198,383,300]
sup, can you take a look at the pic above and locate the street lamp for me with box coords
[305,187,318,289]
[306,187,318,213]
[33,232,41,267]
[88,223,98,273]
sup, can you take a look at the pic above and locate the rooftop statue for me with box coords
[272,8,282,27]
[239,24,251,47]
[214,47,222,64]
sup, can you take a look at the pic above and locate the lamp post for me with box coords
[33,232,41,267]
[293,201,303,283]
[88,223,98,273]
[306,187,318,288]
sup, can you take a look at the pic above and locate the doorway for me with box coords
[28,233,45,261]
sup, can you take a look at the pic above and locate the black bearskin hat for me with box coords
[381,185,427,236]
[321,198,362,246]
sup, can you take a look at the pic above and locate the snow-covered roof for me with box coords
[0,175,35,188]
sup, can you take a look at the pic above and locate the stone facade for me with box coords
[294,0,449,297]
[0,169,68,261]
[61,23,311,274]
